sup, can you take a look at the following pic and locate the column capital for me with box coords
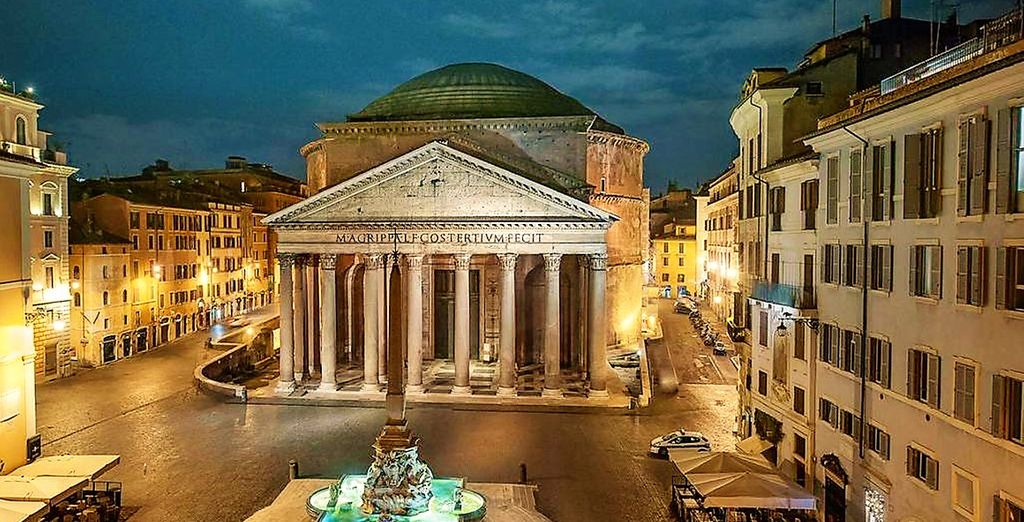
[364,253,385,270]
[453,253,472,271]
[543,253,562,272]
[307,255,320,268]
[321,254,337,271]
[293,254,307,268]
[405,254,424,270]
[497,253,518,272]
[588,253,608,271]
[277,253,296,268]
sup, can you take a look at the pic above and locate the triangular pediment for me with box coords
[264,142,617,225]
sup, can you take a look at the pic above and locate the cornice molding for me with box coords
[586,130,650,154]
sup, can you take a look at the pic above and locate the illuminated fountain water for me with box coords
[307,251,486,521]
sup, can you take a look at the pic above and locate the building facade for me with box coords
[652,221,697,299]
[700,161,742,322]
[267,63,649,400]
[805,10,1024,520]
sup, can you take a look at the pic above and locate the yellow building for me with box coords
[652,221,697,299]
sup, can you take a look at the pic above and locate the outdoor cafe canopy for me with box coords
[669,450,774,475]
[7,455,120,481]
[0,499,49,522]
[0,475,89,506]
[684,472,817,510]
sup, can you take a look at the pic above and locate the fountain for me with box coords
[306,249,487,521]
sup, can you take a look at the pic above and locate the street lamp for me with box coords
[775,311,819,338]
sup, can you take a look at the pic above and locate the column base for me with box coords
[317,382,337,393]
[541,388,563,399]
[275,380,296,394]
[588,388,610,399]
[451,385,472,396]
[496,386,517,397]
[361,383,381,393]
[293,373,304,383]
[406,384,424,394]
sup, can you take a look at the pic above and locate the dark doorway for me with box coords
[121,334,132,358]
[825,477,846,522]
[102,336,116,364]
[44,341,58,375]
[433,269,480,359]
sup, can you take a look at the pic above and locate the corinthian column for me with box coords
[318,254,338,392]
[542,253,563,398]
[275,253,296,393]
[452,253,472,395]
[405,255,425,393]
[497,253,518,396]
[293,255,308,382]
[362,254,384,391]
[588,253,609,397]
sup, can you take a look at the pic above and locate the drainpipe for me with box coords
[749,97,769,279]
[842,125,869,459]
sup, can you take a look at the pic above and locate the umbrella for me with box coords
[0,476,88,505]
[9,455,120,480]
[0,499,48,522]
[670,451,774,475]
[686,472,816,510]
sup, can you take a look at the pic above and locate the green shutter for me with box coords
[995,108,1012,214]
[970,118,989,215]
[904,133,922,219]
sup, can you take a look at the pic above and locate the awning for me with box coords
[8,455,120,480]
[736,435,773,455]
[0,476,88,505]
[686,472,817,510]
[670,450,774,475]
[0,499,49,522]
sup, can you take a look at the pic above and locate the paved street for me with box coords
[36,305,738,522]
[649,299,738,386]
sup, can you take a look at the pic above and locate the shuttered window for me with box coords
[910,245,942,299]
[992,374,1024,443]
[906,446,939,490]
[849,149,863,222]
[955,246,986,306]
[869,141,894,221]
[995,246,1024,311]
[823,244,841,284]
[995,106,1024,214]
[870,244,893,292]
[866,424,891,460]
[953,362,976,425]
[826,156,839,224]
[907,348,941,409]
[866,337,892,388]
[800,179,818,229]
[904,129,943,219]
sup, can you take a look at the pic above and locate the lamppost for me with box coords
[774,311,820,337]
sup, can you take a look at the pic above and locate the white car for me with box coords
[649,429,711,456]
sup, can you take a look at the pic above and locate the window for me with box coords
[793,386,805,415]
[850,149,863,222]
[793,323,805,361]
[102,265,109,279]
[769,186,784,231]
[73,266,80,279]
[773,323,786,384]
[843,244,864,287]
[759,310,768,347]
[73,293,81,307]
[44,266,54,288]
[870,141,894,221]
[770,253,780,284]
[953,362,976,425]
[826,156,839,224]
[995,246,1024,311]
[995,495,1024,522]
[804,81,823,95]
[956,246,985,306]
[958,115,989,216]
[758,370,768,396]
[793,433,806,459]
[677,257,684,267]
[839,409,861,440]
[661,273,669,282]
[676,274,684,283]
[869,244,893,291]
[820,324,839,366]
[130,211,140,229]
[951,466,979,520]
[15,116,27,145]
[910,245,942,299]
[906,446,939,490]
[662,257,668,267]
[122,289,128,303]
[663,243,668,253]
[678,244,684,254]
[43,230,53,248]
[42,193,53,216]
[800,179,818,229]
[823,243,841,284]
[908,348,941,408]
[995,106,1023,213]
[904,128,942,219]
[839,329,862,375]
[865,424,891,460]
[819,397,839,428]
[102,291,109,305]
[866,337,891,388]
[992,374,1023,444]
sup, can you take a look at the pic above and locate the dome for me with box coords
[347,63,598,122]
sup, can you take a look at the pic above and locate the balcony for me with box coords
[752,280,815,309]
[0,140,41,161]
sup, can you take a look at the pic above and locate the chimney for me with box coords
[881,0,900,20]
[862,14,871,32]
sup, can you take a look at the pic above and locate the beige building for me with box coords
[266,63,649,400]
[68,227,132,366]
[699,161,742,323]
[804,8,1024,521]
[0,80,77,468]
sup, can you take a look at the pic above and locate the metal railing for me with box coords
[752,280,816,309]
[880,7,1023,95]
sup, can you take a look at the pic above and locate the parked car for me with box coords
[673,301,692,314]
[227,318,251,328]
[713,340,729,356]
[649,429,711,457]
[609,353,640,368]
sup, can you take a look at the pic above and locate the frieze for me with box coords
[336,231,544,245]
[273,221,611,232]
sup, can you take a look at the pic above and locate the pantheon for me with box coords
[265,63,650,401]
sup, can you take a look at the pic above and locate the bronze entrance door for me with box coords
[433,269,480,359]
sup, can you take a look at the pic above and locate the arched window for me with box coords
[122,289,128,303]
[73,293,81,307]
[73,266,80,279]
[102,291,109,305]
[15,116,27,145]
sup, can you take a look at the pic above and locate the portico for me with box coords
[265,142,618,400]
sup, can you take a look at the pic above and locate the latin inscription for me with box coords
[335,232,544,244]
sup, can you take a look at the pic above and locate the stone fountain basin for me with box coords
[309,475,486,521]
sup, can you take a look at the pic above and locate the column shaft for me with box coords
[292,256,308,382]
[377,258,388,382]
[453,254,472,394]
[319,255,338,391]
[543,253,562,396]
[588,253,609,396]
[497,253,518,396]
[406,255,425,392]
[362,254,383,390]
[276,254,295,392]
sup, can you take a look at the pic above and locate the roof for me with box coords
[72,178,249,211]
[69,218,130,245]
[346,63,623,133]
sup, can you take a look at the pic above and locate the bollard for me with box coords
[288,459,299,480]
[519,463,527,484]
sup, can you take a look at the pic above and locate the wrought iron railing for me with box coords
[752,280,815,309]
[880,7,1023,95]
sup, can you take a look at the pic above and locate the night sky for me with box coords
[5,0,1013,191]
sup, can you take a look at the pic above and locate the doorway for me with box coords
[825,476,846,522]
[432,269,480,359]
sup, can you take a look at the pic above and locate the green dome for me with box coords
[347,63,597,122]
